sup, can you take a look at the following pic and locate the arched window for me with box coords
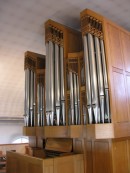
[12,136,29,144]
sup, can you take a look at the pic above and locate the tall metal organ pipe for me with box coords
[37,81,44,126]
[94,36,105,123]
[30,70,34,126]
[37,83,40,126]
[83,36,93,124]
[33,73,36,126]
[100,40,110,123]
[88,33,99,124]
[77,76,80,125]
[45,42,50,125]
[49,41,55,126]
[60,45,65,125]
[55,43,61,126]
[69,72,75,125]
[73,73,78,125]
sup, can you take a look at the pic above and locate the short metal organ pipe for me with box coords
[37,83,44,126]
[40,84,43,126]
[69,72,80,125]
[37,83,40,126]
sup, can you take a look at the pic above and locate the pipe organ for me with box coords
[45,20,82,126]
[7,9,130,173]
[81,14,110,124]
[24,51,45,127]
[67,52,86,125]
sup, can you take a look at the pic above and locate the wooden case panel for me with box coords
[44,126,69,138]
[126,74,130,120]
[120,31,130,73]
[93,141,111,173]
[107,23,124,70]
[86,141,93,173]
[23,127,36,136]
[53,154,84,173]
[103,19,130,125]
[112,140,129,173]
[43,159,54,173]
[112,71,128,122]
[67,31,82,53]
[127,139,130,172]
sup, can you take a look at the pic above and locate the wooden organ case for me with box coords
[79,9,130,173]
[6,9,130,173]
[23,51,46,136]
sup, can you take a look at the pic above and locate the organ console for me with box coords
[7,9,130,173]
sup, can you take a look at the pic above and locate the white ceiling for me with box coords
[0,0,130,117]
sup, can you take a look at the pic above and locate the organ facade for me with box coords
[7,9,130,173]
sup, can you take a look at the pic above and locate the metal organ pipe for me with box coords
[37,81,44,126]
[33,73,36,126]
[37,83,40,126]
[27,69,30,126]
[24,68,36,127]
[30,70,34,126]
[45,42,50,125]
[55,43,61,126]
[88,33,99,124]
[42,86,44,126]
[24,69,28,126]
[77,76,80,125]
[40,83,43,126]
[70,72,75,125]
[83,36,93,124]
[100,39,110,123]
[60,45,65,125]
[69,72,80,125]
[49,41,55,126]
[46,40,55,126]
[73,74,78,125]
[94,36,105,123]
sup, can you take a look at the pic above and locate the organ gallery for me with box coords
[6,9,130,173]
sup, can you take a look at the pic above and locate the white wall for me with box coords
[0,118,24,144]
